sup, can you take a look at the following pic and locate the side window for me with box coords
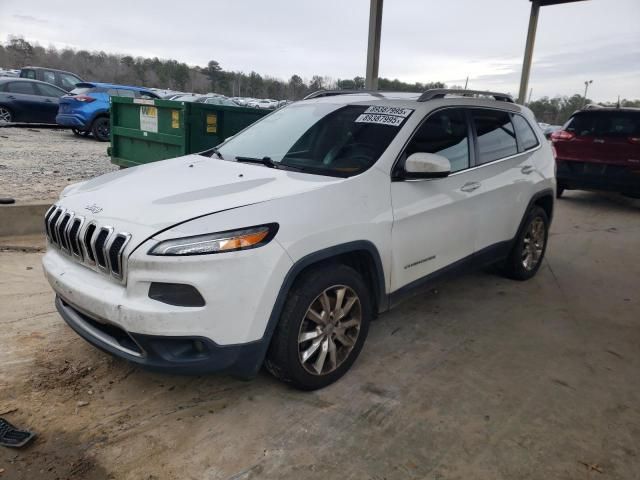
[598,113,639,137]
[472,110,518,164]
[565,114,596,137]
[42,70,56,85]
[36,83,65,97]
[404,109,470,172]
[7,82,36,95]
[117,89,136,98]
[22,69,36,79]
[512,114,539,151]
[106,89,120,96]
[59,73,81,91]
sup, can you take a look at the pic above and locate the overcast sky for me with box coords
[1,0,638,101]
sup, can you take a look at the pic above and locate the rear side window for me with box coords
[472,110,518,164]
[60,73,81,91]
[117,89,136,98]
[70,87,104,95]
[598,113,639,137]
[512,114,539,151]
[404,109,470,172]
[565,114,596,136]
[7,82,36,94]
[42,70,56,84]
[36,83,65,97]
[21,69,36,79]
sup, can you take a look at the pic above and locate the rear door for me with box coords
[559,112,599,162]
[468,109,537,252]
[34,82,65,123]
[592,112,640,167]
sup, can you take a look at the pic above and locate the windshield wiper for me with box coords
[199,147,223,159]
[234,156,278,168]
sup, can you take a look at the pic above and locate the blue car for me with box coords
[56,82,159,141]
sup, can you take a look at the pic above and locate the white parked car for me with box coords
[42,89,555,390]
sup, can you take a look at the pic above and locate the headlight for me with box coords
[149,224,278,256]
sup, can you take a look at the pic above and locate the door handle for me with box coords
[7,95,15,99]
[593,138,605,144]
[460,182,480,192]
[521,165,535,175]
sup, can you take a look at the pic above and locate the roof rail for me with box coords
[303,89,385,100]
[418,89,514,103]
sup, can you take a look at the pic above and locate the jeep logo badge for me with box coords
[85,204,103,214]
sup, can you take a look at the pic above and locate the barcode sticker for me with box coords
[364,106,413,117]
[355,113,405,127]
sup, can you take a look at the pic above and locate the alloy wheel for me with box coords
[298,285,362,376]
[522,216,545,271]
[0,107,12,123]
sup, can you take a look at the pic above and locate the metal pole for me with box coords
[518,0,540,104]
[365,0,383,90]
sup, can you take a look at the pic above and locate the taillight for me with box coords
[551,130,575,141]
[628,136,640,145]
[73,95,96,103]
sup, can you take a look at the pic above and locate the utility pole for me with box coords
[527,87,533,105]
[583,80,593,107]
[517,1,588,104]
[518,1,540,104]
[464,76,469,90]
[365,0,383,90]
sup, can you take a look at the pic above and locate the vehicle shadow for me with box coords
[558,190,640,212]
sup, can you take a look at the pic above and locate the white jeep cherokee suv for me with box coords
[43,89,555,390]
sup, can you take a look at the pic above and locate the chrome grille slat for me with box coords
[44,206,131,282]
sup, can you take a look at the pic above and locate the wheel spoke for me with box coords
[301,336,324,363]
[335,330,354,347]
[306,307,326,325]
[320,292,331,316]
[328,337,337,370]
[339,295,357,320]
[299,328,322,343]
[339,318,359,329]
[313,338,329,374]
[334,287,346,316]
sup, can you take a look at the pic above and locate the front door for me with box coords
[390,108,478,292]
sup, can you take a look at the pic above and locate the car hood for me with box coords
[58,154,342,243]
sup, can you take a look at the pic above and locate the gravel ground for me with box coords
[0,127,117,202]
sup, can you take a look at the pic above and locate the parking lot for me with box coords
[1,189,638,479]
[0,127,115,202]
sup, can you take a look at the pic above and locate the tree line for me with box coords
[0,36,445,100]
[1,36,637,120]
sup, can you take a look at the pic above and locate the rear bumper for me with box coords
[56,113,89,129]
[556,160,640,194]
[56,295,265,376]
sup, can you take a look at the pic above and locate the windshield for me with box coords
[216,103,412,177]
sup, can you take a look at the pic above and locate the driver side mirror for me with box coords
[403,152,451,179]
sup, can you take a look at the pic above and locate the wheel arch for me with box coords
[237,241,387,377]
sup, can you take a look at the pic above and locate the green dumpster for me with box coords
[108,97,269,168]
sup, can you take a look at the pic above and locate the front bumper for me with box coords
[43,238,293,376]
[56,296,264,375]
[56,113,88,129]
[556,159,640,194]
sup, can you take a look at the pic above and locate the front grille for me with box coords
[45,205,132,281]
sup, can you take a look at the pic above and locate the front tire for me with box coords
[265,264,371,390]
[502,206,549,281]
[91,117,110,142]
[556,184,565,198]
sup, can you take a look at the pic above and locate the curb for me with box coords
[0,201,53,237]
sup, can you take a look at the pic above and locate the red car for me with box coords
[551,108,640,198]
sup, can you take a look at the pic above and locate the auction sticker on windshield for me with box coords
[355,113,405,127]
[364,106,413,117]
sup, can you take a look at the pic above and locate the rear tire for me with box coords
[91,117,110,142]
[265,264,371,390]
[0,106,13,124]
[556,184,565,198]
[502,206,549,281]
